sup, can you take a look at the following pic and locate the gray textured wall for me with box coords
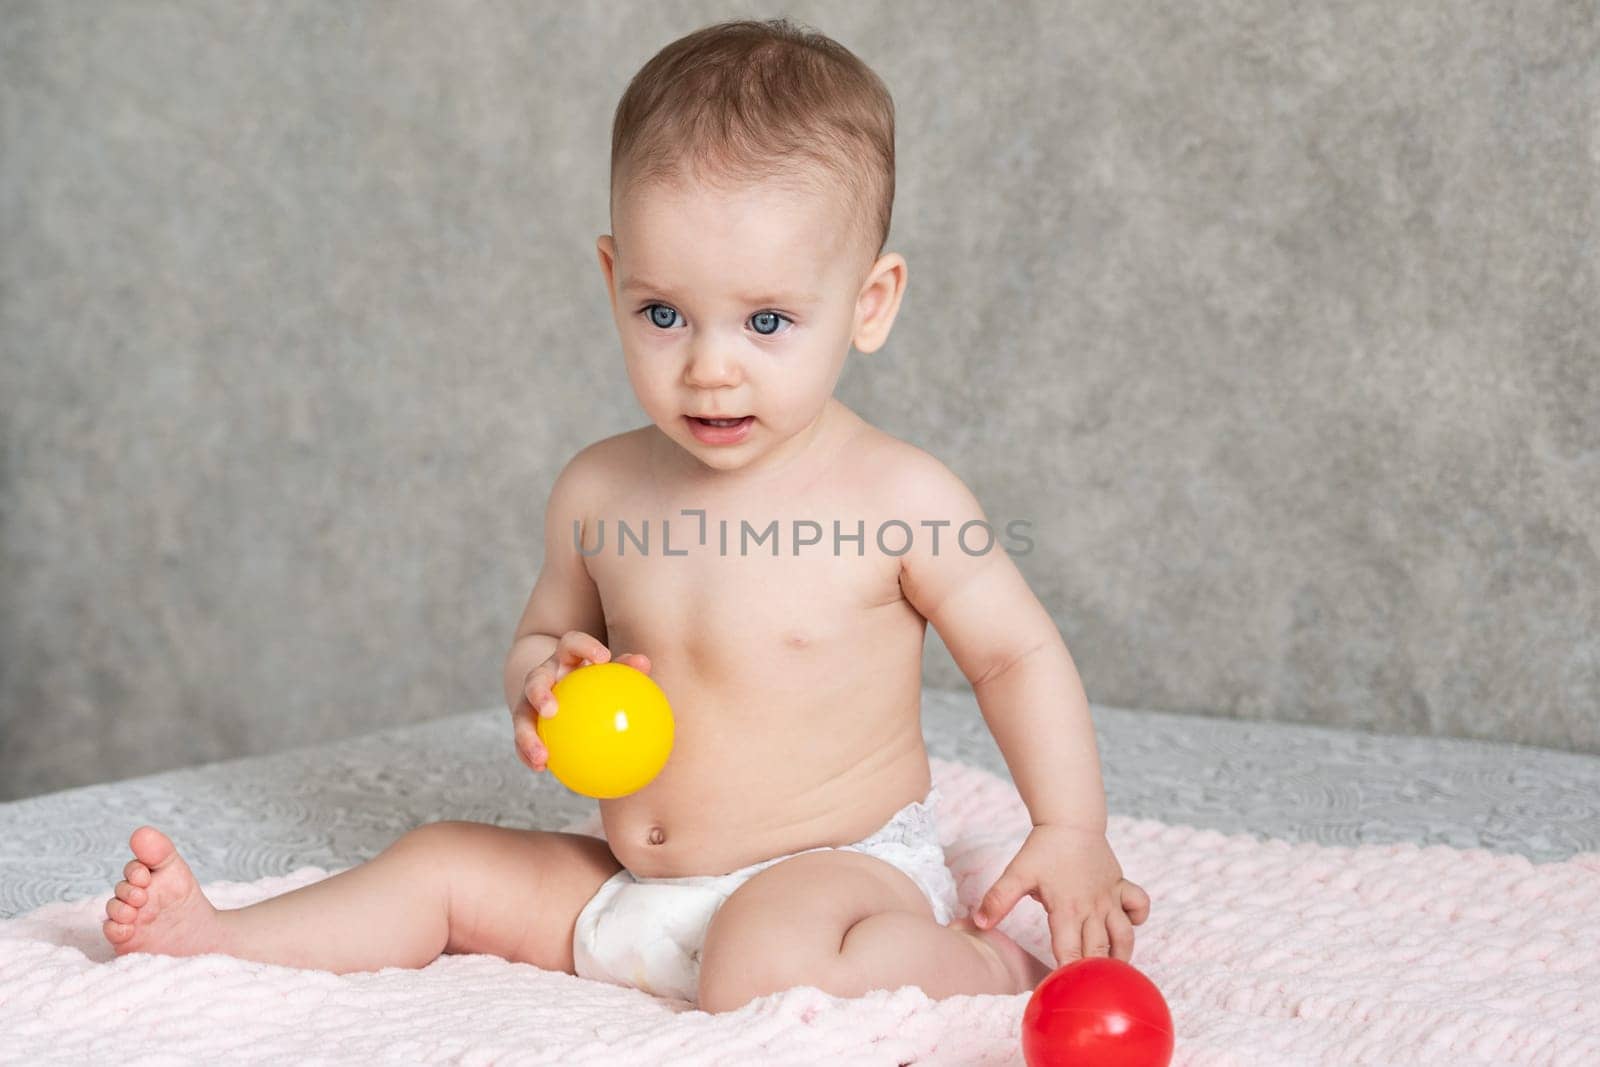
[2,2,1596,802]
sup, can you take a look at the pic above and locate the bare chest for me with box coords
[583,512,905,683]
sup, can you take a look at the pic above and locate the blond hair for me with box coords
[609,17,896,259]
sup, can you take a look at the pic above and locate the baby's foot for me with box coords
[949,915,1053,994]
[102,826,230,959]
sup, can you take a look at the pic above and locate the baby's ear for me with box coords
[595,236,621,308]
[852,252,908,354]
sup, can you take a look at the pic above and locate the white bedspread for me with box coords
[2,756,1597,1065]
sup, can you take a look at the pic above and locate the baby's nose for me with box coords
[683,343,741,387]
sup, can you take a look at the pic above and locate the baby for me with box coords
[100,17,1150,1013]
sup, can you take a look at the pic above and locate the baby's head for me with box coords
[596,18,907,473]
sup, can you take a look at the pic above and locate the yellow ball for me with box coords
[536,662,675,799]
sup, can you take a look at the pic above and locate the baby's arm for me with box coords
[892,450,1105,831]
[891,447,1150,962]
[502,447,649,770]
[503,449,608,707]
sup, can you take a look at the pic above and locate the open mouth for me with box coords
[685,414,755,444]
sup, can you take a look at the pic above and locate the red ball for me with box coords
[1020,958,1174,1067]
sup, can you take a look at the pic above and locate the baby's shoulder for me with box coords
[846,425,978,515]
[853,424,940,472]
[548,428,653,511]
[566,426,653,472]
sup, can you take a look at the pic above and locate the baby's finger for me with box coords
[510,697,542,752]
[521,668,555,718]
[614,652,652,675]
[512,722,548,771]
[1081,911,1112,958]
[1048,905,1084,967]
[1106,906,1136,962]
[556,630,611,676]
[1120,880,1151,925]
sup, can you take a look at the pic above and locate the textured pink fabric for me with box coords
[2,756,1597,1065]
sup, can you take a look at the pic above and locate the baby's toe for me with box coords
[106,897,137,924]
[124,858,151,887]
[102,918,131,944]
[114,881,145,906]
[128,826,176,871]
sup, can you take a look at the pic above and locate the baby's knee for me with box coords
[695,982,747,1015]
[698,947,853,1014]
[697,926,842,1013]
[386,819,480,861]
[697,959,771,1015]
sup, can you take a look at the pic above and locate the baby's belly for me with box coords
[597,692,932,878]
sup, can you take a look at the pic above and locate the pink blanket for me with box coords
[2,757,1597,1065]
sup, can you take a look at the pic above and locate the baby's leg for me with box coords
[698,850,1050,1012]
[103,821,621,974]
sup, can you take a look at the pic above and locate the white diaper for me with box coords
[572,786,959,1003]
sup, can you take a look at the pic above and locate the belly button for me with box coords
[647,826,666,845]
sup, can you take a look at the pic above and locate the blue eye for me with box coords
[750,311,792,336]
[643,304,682,330]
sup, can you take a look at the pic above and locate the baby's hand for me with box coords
[973,824,1151,965]
[512,630,653,773]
